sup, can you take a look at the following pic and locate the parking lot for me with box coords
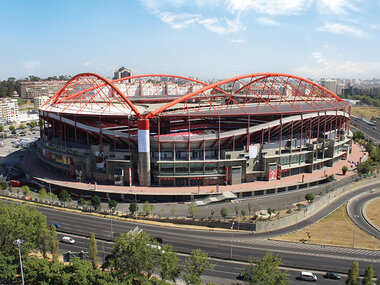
[0,129,39,157]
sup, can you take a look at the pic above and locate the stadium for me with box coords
[37,73,351,191]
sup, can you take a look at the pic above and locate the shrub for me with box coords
[220,207,228,218]
[326,174,335,182]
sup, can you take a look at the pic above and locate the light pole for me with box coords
[230,222,234,259]
[13,239,25,285]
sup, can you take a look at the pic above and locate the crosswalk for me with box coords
[230,238,380,260]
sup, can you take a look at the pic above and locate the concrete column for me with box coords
[138,119,151,186]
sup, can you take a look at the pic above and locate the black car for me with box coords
[324,272,341,280]
[237,273,252,281]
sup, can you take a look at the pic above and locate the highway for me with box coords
[351,117,380,143]
[25,180,380,284]
[347,190,380,239]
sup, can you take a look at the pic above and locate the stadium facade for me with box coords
[37,73,351,189]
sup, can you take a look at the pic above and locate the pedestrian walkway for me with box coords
[28,142,365,196]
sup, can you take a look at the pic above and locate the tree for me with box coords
[19,123,26,129]
[110,231,158,279]
[234,205,239,216]
[361,264,374,285]
[158,243,180,283]
[0,203,47,255]
[305,193,315,202]
[129,202,138,215]
[91,195,101,211]
[88,233,98,269]
[267,208,276,215]
[248,202,252,216]
[108,199,117,213]
[58,189,71,205]
[342,165,349,175]
[188,202,197,218]
[357,161,372,174]
[40,226,49,258]
[183,249,214,285]
[210,209,215,219]
[39,188,48,200]
[22,185,30,196]
[49,225,59,261]
[241,209,247,218]
[346,261,359,285]
[8,125,15,132]
[242,252,289,285]
[221,207,228,218]
[143,200,152,216]
[78,198,86,207]
[0,181,7,190]
[0,124,3,132]
[0,252,18,282]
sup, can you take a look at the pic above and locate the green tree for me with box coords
[39,188,48,199]
[357,161,372,174]
[221,207,228,218]
[22,185,30,196]
[241,209,247,218]
[129,202,138,215]
[210,209,215,219]
[108,199,117,213]
[88,233,98,269]
[0,124,4,132]
[110,231,158,280]
[158,243,180,283]
[8,125,15,132]
[242,252,289,285]
[143,200,152,216]
[342,165,349,175]
[188,202,197,218]
[91,195,101,211]
[78,198,86,207]
[183,249,214,285]
[0,252,18,282]
[49,225,59,261]
[361,264,374,285]
[346,261,359,285]
[0,181,8,190]
[234,205,239,216]
[19,123,26,129]
[0,203,47,254]
[58,190,71,204]
[40,225,49,258]
[305,193,315,202]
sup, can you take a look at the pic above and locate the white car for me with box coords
[62,236,75,244]
[300,271,317,281]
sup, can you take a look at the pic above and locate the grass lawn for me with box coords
[273,203,380,250]
[366,198,380,229]
[351,106,380,121]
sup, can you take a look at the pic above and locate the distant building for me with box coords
[34,95,49,111]
[11,91,19,98]
[321,79,337,94]
[0,98,18,122]
[20,81,66,99]
[113,66,133,80]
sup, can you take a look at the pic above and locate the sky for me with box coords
[0,0,379,81]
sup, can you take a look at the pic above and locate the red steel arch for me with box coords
[43,73,141,117]
[146,73,345,118]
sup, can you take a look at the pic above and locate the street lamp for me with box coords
[230,222,235,259]
[13,239,25,285]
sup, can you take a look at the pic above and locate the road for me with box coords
[351,117,380,143]
[347,190,380,239]
[4,180,380,284]
[31,181,380,283]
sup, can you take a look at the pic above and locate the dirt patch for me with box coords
[351,106,380,121]
[366,198,380,229]
[273,204,380,250]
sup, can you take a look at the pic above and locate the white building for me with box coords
[34,95,49,111]
[0,98,18,123]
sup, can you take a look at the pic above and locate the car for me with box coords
[324,272,341,280]
[62,236,75,244]
[147,243,164,253]
[237,273,252,281]
[299,271,317,281]
[53,223,61,228]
